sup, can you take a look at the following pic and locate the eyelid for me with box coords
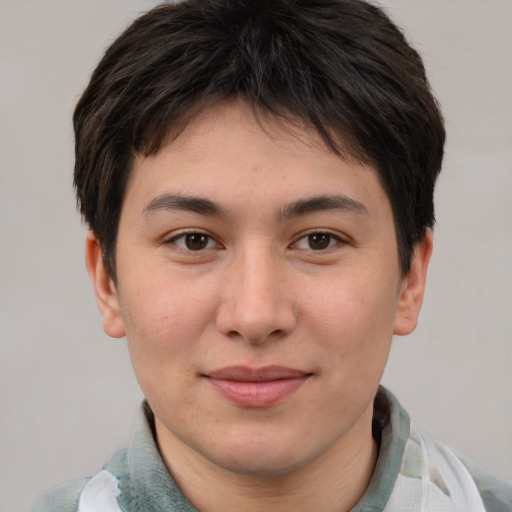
[164,230,222,252]
[291,229,346,250]
[162,228,348,252]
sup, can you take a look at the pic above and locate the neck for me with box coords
[155,405,378,512]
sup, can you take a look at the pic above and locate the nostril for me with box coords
[225,327,286,344]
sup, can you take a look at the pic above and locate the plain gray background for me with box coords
[1,1,511,511]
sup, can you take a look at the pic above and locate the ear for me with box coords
[85,231,126,338]
[393,228,433,336]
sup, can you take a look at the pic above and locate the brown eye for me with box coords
[184,233,210,250]
[307,233,332,250]
[169,232,216,251]
[293,232,342,251]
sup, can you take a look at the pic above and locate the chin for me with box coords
[211,453,311,478]
[198,433,318,478]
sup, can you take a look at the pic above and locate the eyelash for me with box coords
[164,230,345,253]
[292,231,345,251]
[165,231,220,252]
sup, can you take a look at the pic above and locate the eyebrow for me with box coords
[143,194,223,217]
[277,194,368,220]
[142,193,368,220]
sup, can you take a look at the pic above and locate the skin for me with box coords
[87,100,432,512]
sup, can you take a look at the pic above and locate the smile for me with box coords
[204,366,312,408]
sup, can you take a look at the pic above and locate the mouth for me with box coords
[204,366,312,407]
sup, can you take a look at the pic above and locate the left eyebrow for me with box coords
[277,195,368,220]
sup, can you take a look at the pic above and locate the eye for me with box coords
[293,232,342,251]
[168,232,218,251]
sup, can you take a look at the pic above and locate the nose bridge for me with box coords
[217,241,295,343]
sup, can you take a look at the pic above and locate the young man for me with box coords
[33,1,511,510]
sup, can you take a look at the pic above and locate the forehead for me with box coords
[156,101,348,168]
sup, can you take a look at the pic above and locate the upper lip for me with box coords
[206,366,310,382]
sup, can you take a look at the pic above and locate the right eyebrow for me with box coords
[142,194,223,217]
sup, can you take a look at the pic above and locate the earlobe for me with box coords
[393,228,433,336]
[85,231,126,338]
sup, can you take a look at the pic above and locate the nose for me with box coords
[215,246,297,344]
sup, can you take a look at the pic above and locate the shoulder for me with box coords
[411,427,512,512]
[31,477,89,512]
[373,390,512,512]
[32,446,130,512]
[32,467,128,512]
[458,455,512,512]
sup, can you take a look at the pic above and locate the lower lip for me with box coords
[207,376,309,407]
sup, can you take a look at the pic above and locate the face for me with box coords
[88,101,430,479]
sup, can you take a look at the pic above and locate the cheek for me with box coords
[118,269,219,368]
[119,277,216,414]
[302,272,398,362]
